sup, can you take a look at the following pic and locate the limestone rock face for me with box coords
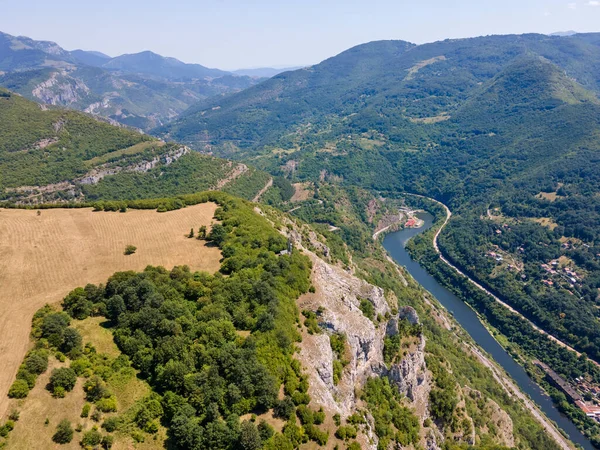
[78,146,189,185]
[298,254,390,420]
[387,336,427,403]
[295,250,437,450]
[32,71,90,105]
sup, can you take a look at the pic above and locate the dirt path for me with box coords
[0,204,221,419]
[252,177,273,203]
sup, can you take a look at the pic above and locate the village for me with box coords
[535,361,600,422]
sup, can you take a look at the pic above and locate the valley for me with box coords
[2,21,600,450]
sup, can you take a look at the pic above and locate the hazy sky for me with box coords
[2,0,599,70]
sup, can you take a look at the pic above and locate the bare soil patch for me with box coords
[291,183,313,202]
[0,203,221,418]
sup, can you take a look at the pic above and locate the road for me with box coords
[409,193,599,367]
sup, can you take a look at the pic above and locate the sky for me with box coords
[2,0,600,70]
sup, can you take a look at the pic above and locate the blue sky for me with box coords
[2,0,599,70]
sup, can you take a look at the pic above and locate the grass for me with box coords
[85,141,165,166]
[531,217,559,230]
[73,317,120,358]
[0,203,221,418]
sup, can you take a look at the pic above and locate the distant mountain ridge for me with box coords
[232,66,303,78]
[0,31,263,130]
[156,33,600,151]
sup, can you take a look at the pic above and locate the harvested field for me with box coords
[0,203,221,419]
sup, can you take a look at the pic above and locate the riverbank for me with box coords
[382,209,599,449]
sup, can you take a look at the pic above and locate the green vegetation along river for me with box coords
[383,212,594,450]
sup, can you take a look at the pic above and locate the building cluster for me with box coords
[535,361,600,421]
[540,260,582,287]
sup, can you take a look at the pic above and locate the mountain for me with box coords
[0,31,260,130]
[0,92,573,450]
[101,50,229,80]
[550,30,578,36]
[232,66,302,78]
[156,33,600,152]
[0,88,271,204]
[154,32,600,445]
[69,49,111,66]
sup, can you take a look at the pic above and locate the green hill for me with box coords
[0,89,272,204]
[155,33,600,153]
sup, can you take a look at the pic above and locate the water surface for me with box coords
[383,212,593,450]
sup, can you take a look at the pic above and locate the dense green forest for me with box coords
[0,88,151,189]
[158,34,600,367]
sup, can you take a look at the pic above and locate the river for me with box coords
[383,211,594,450]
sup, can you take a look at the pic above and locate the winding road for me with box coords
[410,193,598,366]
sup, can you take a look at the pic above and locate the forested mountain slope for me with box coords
[0,89,272,204]
[156,33,600,152]
[155,32,600,406]
[0,31,260,130]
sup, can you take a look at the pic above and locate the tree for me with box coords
[240,421,262,450]
[24,352,48,375]
[198,225,207,239]
[52,419,73,444]
[189,228,195,238]
[49,367,77,392]
[62,287,92,320]
[207,224,227,246]
[61,328,82,353]
[124,245,137,255]
[106,295,126,322]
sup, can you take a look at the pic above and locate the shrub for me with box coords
[84,376,108,401]
[102,416,121,433]
[8,410,20,421]
[335,425,357,440]
[274,397,296,419]
[102,435,115,449]
[24,352,48,375]
[81,403,91,418]
[124,245,137,255]
[81,429,102,447]
[49,367,77,392]
[91,409,103,422]
[359,299,375,321]
[16,369,36,388]
[96,397,118,413]
[53,386,66,398]
[71,357,92,376]
[52,419,73,444]
[8,379,30,398]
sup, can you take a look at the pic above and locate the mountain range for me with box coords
[0,31,264,130]
[4,27,600,449]
[154,33,600,441]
